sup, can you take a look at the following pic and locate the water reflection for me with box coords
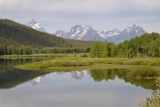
[0,69,152,107]
[0,58,48,67]
[91,69,157,90]
[0,68,158,90]
[0,58,49,89]
[0,58,157,107]
[55,69,157,90]
[57,70,91,79]
[30,76,44,86]
[0,68,47,89]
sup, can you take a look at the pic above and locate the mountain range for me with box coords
[55,24,147,44]
[29,70,91,86]
[27,19,147,43]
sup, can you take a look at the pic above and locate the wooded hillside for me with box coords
[0,19,92,55]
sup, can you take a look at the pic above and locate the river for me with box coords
[0,58,154,107]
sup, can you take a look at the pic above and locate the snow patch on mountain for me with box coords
[27,19,46,32]
[55,24,146,43]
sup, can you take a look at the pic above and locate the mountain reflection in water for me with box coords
[0,58,157,107]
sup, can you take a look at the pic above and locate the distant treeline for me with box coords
[0,46,90,55]
[90,33,160,58]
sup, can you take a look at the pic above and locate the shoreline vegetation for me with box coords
[0,54,66,59]
[139,77,160,107]
[14,54,160,79]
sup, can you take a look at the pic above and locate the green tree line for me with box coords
[0,46,90,55]
[90,33,160,58]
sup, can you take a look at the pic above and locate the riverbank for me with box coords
[15,56,160,69]
[15,56,160,79]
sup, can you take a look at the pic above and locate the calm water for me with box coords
[0,59,155,107]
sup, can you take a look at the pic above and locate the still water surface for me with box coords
[0,59,154,107]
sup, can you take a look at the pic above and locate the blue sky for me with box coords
[0,0,160,33]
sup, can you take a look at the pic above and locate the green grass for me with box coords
[123,58,160,66]
[128,66,160,79]
[15,56,160,72]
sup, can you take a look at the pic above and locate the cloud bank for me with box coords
[0,0,160,33]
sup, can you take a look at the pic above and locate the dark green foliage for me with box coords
[0,19,64,47]
[39,47,89,54]
[0,68,46,89]
[119,33,160,58]
[90,42,102,58]
[90,33,160,58]
[90,42,117,58]
[90,69,158,90]
[91,69,117,81]
[0,19,92,55]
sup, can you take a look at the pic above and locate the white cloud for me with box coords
[0,0,159,32]
[0,0,160,13]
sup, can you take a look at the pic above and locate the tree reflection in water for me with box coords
[90,69,158,90]
[0,68,47,89]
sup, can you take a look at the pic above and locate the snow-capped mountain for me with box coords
[55,24,146,43]
[97,28,121,38]
[55,25,103,41]
[107,24,146,43]
[27,19,46,32]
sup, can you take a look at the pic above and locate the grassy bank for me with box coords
[15,57,160,71]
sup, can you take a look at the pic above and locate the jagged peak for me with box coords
[26,19,46,32]
[127,24,141,29]
[27,19,38,26]
[72,25,83,29]
[84,25,93,30]
[123,24,144,33]
[54,24,146,43]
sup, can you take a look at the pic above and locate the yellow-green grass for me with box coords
[0,53,89,59]
[15,57,160,71]
[128,66,160,79]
